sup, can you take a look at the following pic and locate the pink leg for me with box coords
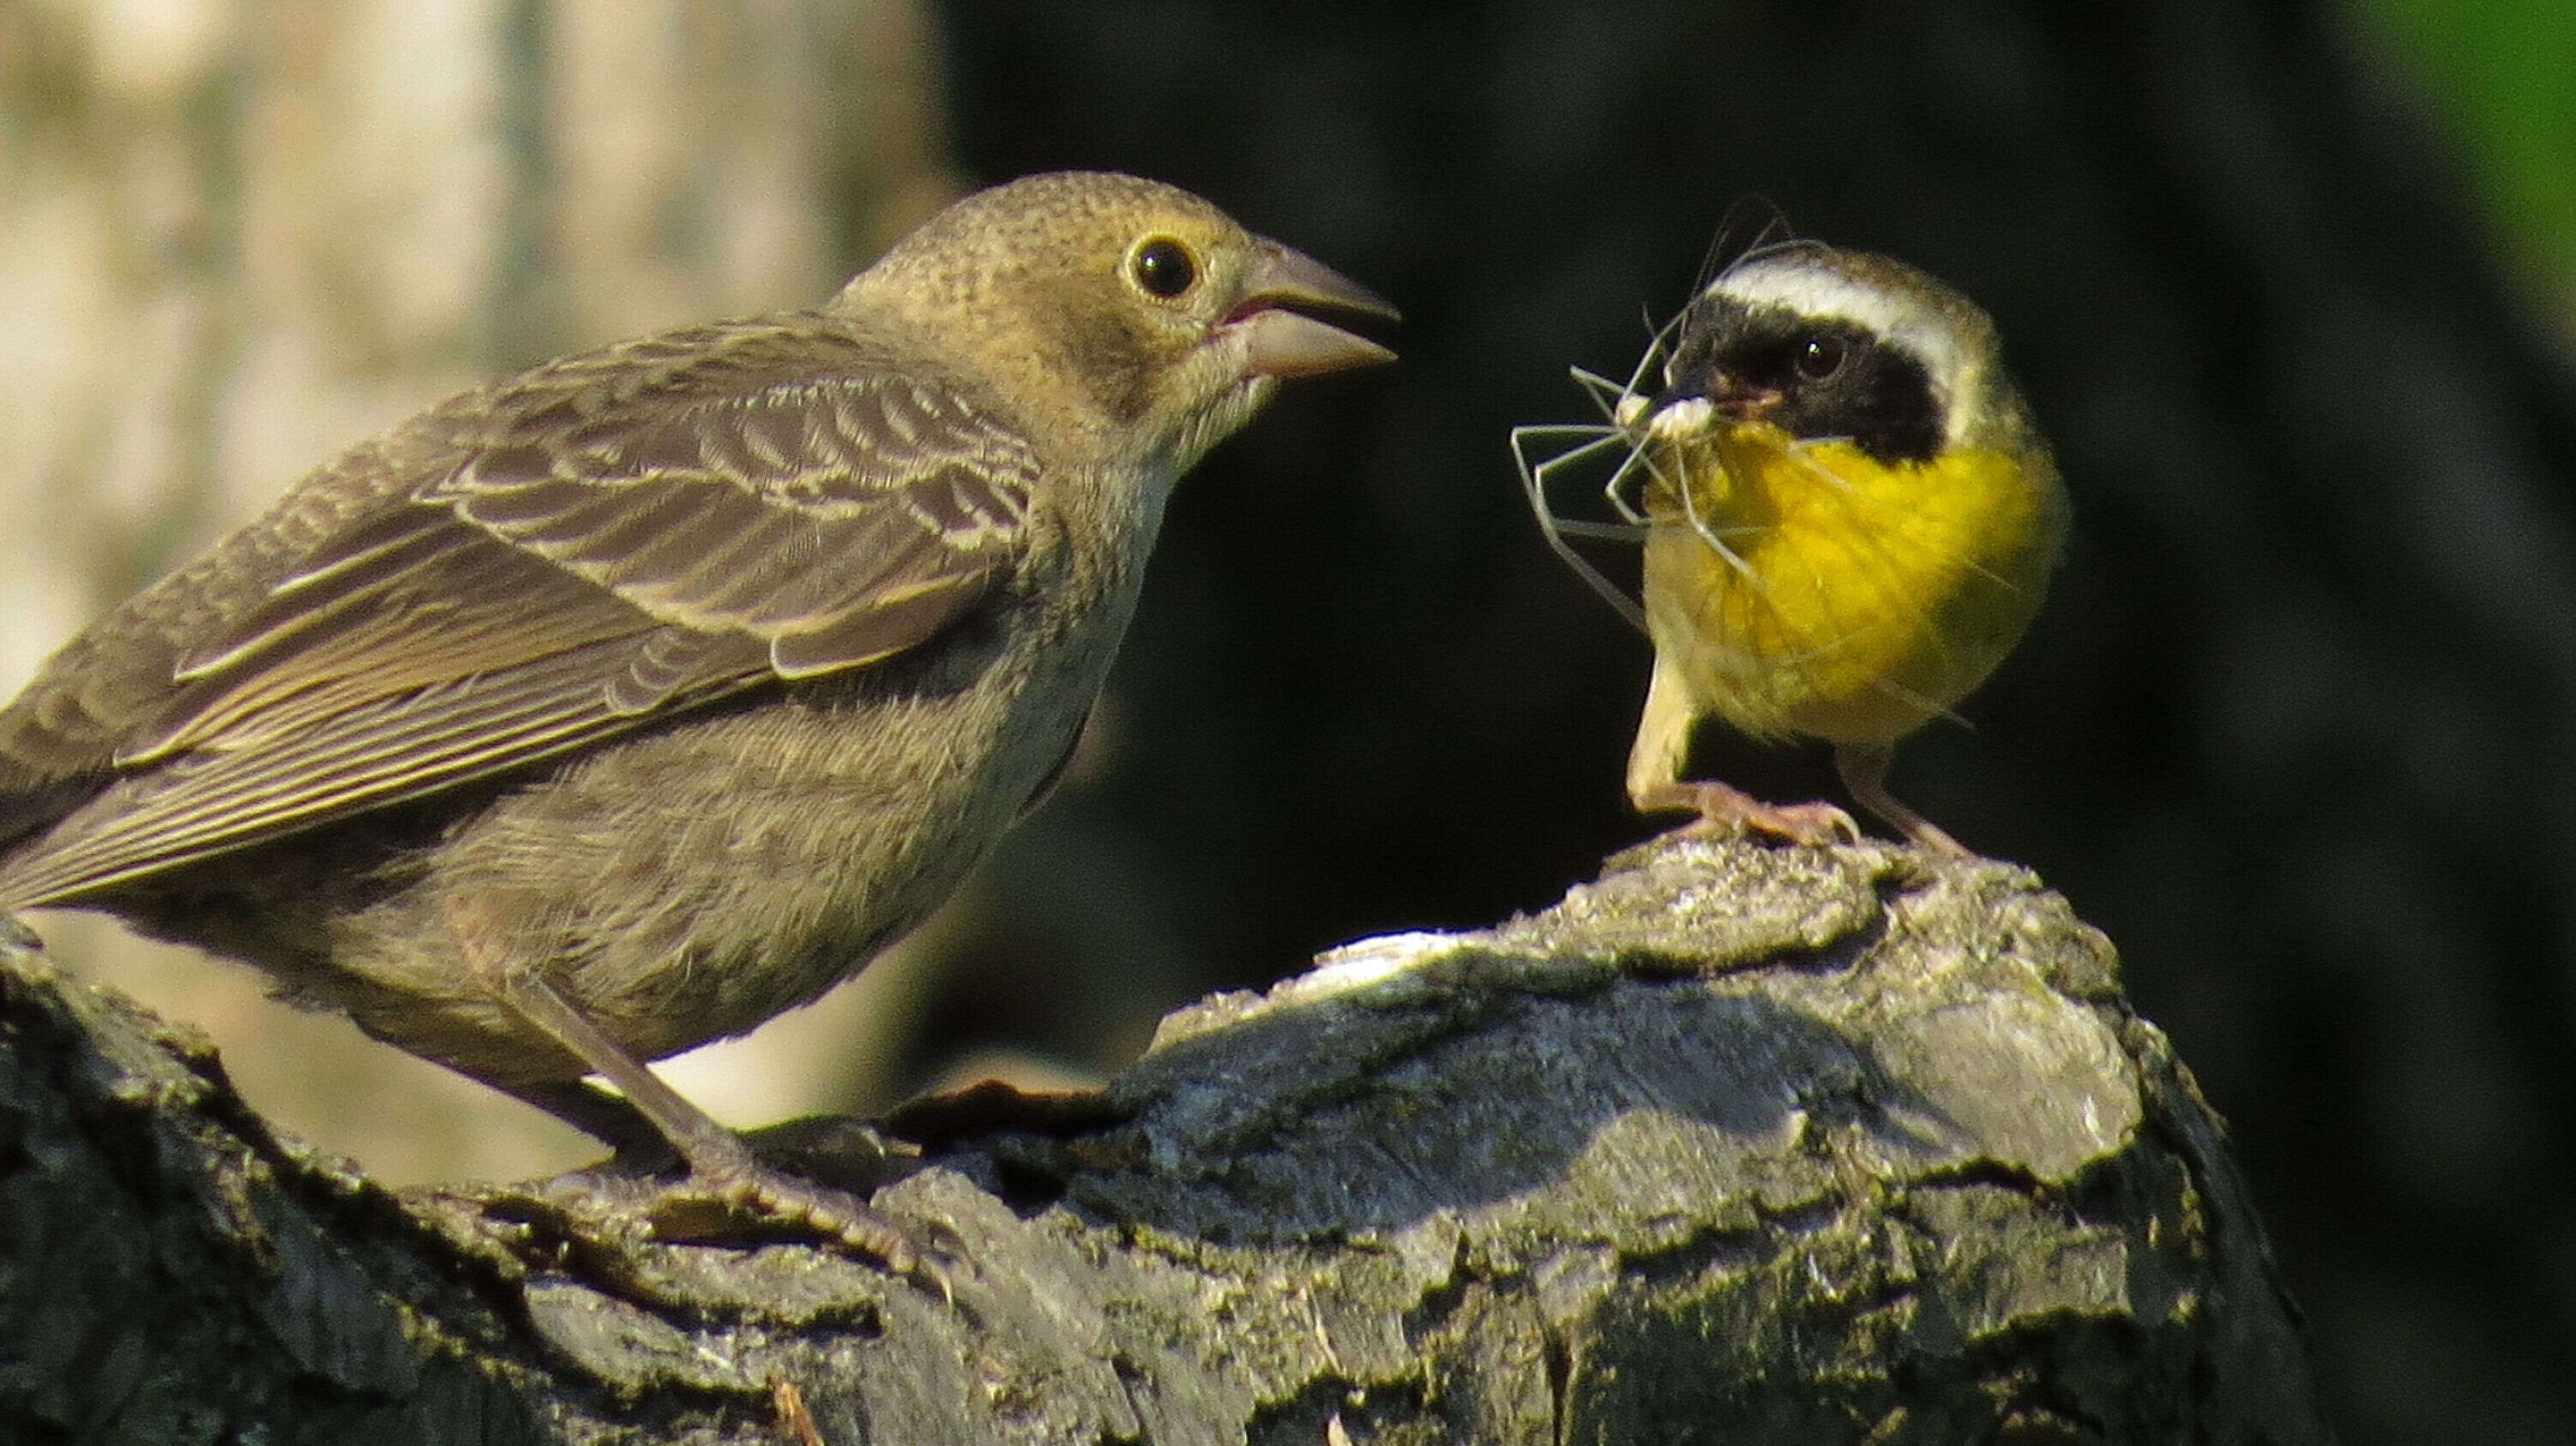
[1834,744,1970,857]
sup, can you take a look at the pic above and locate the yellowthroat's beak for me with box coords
[1662,368,1779,423]
[1643,370,1785,444]
[1227,241,1400,378]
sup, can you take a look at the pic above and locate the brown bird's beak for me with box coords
[1226,241,1401,378]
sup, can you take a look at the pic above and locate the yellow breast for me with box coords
[1639,419,2061,745]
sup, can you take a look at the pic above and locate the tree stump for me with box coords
[0,836,2332,1443]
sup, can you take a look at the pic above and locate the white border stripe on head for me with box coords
[1704,252,1980,445]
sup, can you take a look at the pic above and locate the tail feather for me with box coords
[0,772,115,901]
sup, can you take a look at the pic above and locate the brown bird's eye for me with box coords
[1129,238,1199,298]
[1794,335,1846,382]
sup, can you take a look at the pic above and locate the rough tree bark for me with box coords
[0,836,2332,1443]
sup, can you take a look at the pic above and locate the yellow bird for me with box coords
[1517,243,2065,854]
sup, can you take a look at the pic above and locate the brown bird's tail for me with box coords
[0,774,110,885]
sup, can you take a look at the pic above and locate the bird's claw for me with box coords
[511,1144,951,1300]
[1636,780,1863,848]
[645,1165,944,1294]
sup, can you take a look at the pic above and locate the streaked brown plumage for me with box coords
[0,172,1395,1259]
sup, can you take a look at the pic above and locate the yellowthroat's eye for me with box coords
[1129,238,1199,298]
[1794,336,1846,382]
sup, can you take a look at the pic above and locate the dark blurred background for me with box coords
[3,1,2570,1440]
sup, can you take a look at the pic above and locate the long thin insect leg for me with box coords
[1509,422,1650,632]
[1603,437,1659,527]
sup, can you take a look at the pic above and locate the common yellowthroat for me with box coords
[1517,242,2063,854]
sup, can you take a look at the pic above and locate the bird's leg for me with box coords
[1834,744,1970,858]
[497,1075,670,1164]
[487,969,924,1273]
[435,889,924,1274]
[493,971,755,1178]
[1628,655,1857,847]
[499,1075,910,1198]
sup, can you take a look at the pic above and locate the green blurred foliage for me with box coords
[2360,0,2576,317]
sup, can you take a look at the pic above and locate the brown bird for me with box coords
[0,172,1396,1261]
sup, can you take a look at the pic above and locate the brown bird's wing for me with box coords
[0,322,1040,907]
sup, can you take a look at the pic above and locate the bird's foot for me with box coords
[478,975,950,1287]
[1634,780,1862,848]
[642,1166,936,1286]
[527,1117,949,1294]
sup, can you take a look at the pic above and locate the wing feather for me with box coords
[3,632,773,902]
[0,316,1041,907]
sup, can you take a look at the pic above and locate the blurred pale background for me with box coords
[4,3,2573,1442]
[0,0,979,1182]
